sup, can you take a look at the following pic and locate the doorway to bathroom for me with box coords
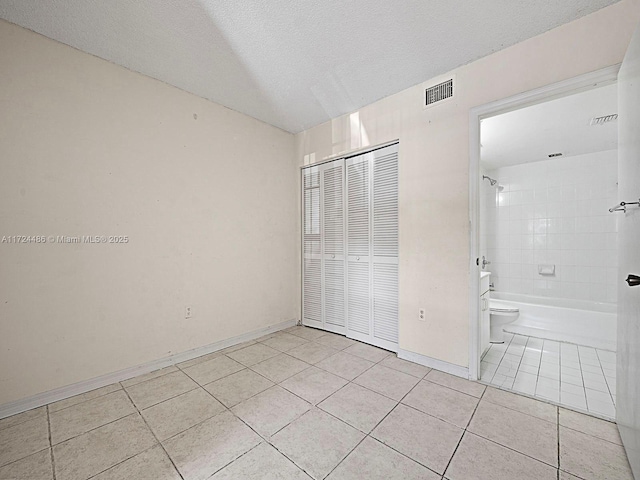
[469,67,620,420]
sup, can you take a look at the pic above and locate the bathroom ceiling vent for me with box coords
[589,114,618,126]
[424,78,454,108]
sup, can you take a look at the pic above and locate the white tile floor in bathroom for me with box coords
[480,332,617,419]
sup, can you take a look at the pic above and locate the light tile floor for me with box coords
[0,326,633,480]
[480,332,617,419]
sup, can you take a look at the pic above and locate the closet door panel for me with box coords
[346,159,370,257]
[302,166,322,328]
[346,155,372,338]
[373,263,398,343]
[303,258,322,324]
[347,262,370,335]
[303,169,321,256]
[322,160,345,330]
[372,145,399,346]
[373,147,399,258]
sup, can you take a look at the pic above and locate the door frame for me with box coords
[467,65,620,381]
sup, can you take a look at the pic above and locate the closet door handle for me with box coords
[356,256,360,261]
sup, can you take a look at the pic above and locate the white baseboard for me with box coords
[0,318,297,420]
[397,348,469,379]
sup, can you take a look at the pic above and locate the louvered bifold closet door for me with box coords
[302,166,322,328]
[372,144,399,347]
[322,160,346,333]
[346,153,372,338]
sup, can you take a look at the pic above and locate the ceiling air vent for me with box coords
[590,114,618,126]
[548,153,563,158]
[424,78,454,107]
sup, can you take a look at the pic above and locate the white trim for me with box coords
[397,348,469,379]
[0,318,297,420]
[467,64,620,383]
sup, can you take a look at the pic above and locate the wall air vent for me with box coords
[424,78,454,107]
[590,114,618,126]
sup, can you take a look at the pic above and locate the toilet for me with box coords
[489,301,520,343]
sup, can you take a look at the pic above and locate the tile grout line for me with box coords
[486,334,513,385]
[557,406,560,480]
[327,368,444,478]
[442,384,489,478]
[268,352,429,479]
[119,383,186,480]
[532,336,544,397]
[47,405,57,480]
[47,384,125,416]
[594,348,616,406]
[513,335,534,394]
[83,444,165,480]
[577,347,594,416]
[557,340,563,405]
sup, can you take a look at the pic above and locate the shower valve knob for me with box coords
[625,274,640,287]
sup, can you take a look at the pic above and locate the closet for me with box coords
[302,143,399,352]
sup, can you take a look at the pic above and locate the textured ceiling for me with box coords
[481,83,618,168]
[0,0,621,133]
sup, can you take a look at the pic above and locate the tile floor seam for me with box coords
[440,430,468,479]
[48,411,144,448]
[420,377,482,400]
[464,429,562,470]
[83,444,166,480]
[317,383,402,436]
[226,385,314,443]
[367,433,444,477]
[119,385,186,480]
[367,434,444,478]
[558,423,623,446]
[175,357,245,387]
[532,335,543,394]
[139,386,229,442]
[594,348,616,404]
[267,435,316,479]
[558,468,589,480]
[46,404,58,480]
[203,442,277,480]
[479,386,565,426]
[149,403,233,445]
[441,386,488,479]
[126,384,200,412]
[50,384,124,415]
[485,334,513,384]
[57,412,157,480]
[320,432,369,479]
[202,372,277,408]
[265,374,407,477]
[0,409,47,433]
[0,446,52,473]
[556,407,560,480]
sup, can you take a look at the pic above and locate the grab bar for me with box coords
[609,199,640,213]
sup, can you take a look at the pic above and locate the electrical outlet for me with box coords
[418,308,426,321]
[185,306,192,319]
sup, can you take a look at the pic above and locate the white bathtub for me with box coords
[492,292,617,352]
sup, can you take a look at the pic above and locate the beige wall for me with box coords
[0,20,298,405]
[296,0,640,368]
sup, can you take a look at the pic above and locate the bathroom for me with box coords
[477,82,619,418]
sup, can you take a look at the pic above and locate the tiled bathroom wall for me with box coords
[481,149,618,303]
